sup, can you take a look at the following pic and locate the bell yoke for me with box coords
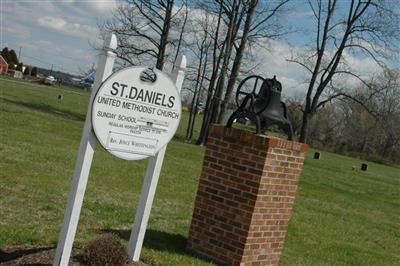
[226,75,294,140]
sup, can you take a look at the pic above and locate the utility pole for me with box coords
[50,64,53,75]
[18,46,22,61]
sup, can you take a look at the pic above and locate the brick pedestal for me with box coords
[187,125,308,266]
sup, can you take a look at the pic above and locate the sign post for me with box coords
[53,32,186,265]
[53,34,117,266]
[127,56,186,261]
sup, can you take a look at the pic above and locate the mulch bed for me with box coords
[0,246,149,266]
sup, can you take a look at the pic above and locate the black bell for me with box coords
[226,75,293,140]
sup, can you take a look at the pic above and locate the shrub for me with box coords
[16,63,23,72]
[83,234,128,266]
[31,67,37,76]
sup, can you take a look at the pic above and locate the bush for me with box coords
[16,63,23,72]
[83,234,128,266]
[31,67,37,77]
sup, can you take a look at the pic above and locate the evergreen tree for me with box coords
[16,62,23,72]
[31,67,37,77]
[8,50,19,65]
[1,47,10,62]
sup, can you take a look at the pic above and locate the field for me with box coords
[0,77,399,265]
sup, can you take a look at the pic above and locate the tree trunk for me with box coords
[381,134,393,158]
[189,47,209,142]
[172,1,188,71]
[185,90,197,142]
[299,111,310,143]
[186,42,205,141]
[360,136,368,153]
[186,83,200,142]
[196,92,214,145]
[189,101,199,141]
[217,0,258,124]
[210,74,226,124]
[188,89,202,141]
[211,0,239,124]
[156,0,174,70]
[196,2,224,146]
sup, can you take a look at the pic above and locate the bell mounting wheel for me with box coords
[235,75,269,114]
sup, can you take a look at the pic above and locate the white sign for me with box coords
[53,32,187,266]
[92,66,182,160]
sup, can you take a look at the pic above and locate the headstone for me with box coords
[314,151,321,160]
[361,163,368,171]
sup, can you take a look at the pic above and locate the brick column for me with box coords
[187,125,308,266]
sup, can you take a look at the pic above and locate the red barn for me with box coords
[0,55,8,74]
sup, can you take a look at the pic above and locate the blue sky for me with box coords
[0,0,397,96]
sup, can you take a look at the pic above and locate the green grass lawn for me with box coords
[1,77,399,265]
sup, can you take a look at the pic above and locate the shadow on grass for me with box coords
[1,98,85,122]
[0,247,53,263]
[103,229,217,265]
[173,134,188,143]
[101,229,188,256]
[173,133,202,145]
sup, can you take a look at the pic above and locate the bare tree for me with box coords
[214,0,255,124]
[197,0,259,145]
[103,0,179,70]
[365,70,400,157]
[288,0,400,143]
[195,0,289,145]
[299,69,400,163]
[196,0,228,145]
[172,0,189,71]
[209,0,243,123]
[185,12,213,142]
[217,0,290,123]
[78,63,96,78]
[286,95,305,136]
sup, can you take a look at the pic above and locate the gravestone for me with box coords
[361,163,368,171]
